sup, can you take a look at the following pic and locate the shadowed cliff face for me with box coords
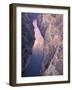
[22,13,45,77]
[22,13,39,76]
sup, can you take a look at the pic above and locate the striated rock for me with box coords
[40,14,63,76]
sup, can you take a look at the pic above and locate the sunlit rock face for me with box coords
[40,14,63,75]
[32,19,44,52]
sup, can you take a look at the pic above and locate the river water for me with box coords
[24,19,44,77]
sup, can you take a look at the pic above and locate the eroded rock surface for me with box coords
[40,14,63,75]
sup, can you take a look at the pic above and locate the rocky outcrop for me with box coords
[38,14,63,75]
[37,14,48,37]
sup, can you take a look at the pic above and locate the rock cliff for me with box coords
[39,14,63,75]
[21,13,39,76]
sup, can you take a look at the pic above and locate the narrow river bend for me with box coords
[24,19,44,77]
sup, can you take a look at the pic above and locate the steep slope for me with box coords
[40,14,63,75]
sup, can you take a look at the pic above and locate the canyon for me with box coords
[21,13,63,77]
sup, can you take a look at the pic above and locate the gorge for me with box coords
[21,13,63,77]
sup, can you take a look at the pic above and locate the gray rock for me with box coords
[55,61,63,75]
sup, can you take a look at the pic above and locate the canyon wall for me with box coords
[21,13,37,76]
[38,14,63,75]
